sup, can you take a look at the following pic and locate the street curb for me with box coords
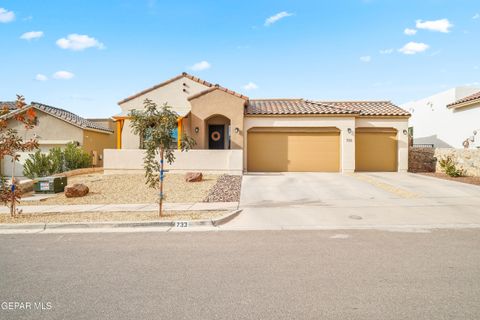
[0,209,242,231]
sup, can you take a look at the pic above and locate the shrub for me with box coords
[23,151,56,178]
[438,156,465,177]
[23,143,92,178]
[63,143,92,170]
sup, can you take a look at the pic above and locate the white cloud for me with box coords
[243,82,258,90]
[56,34,105,51]
[379,48,394,54]
[360,55,371,62]
[20,31,44,40]
[189,60,211,71]
[473,13,479,20]
[415,19,453,33]
[35,74,48,81]
[0,7,15,23]
[398,42,429,55]
[264,11,293,26]
[53,71,75,80]
[404,28,417,35]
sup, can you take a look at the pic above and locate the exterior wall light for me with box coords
[347,128,353,134]
[235,127,240,134]
[194,127,199,133]
[403,129,408,135]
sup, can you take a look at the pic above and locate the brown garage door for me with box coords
[247,127,340,172]
[355,128,397,172]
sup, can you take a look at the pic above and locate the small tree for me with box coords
[129,99,195,217]
[0,95,38,217]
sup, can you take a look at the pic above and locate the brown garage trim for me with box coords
[248,126,340,133]
[356,127,397,134]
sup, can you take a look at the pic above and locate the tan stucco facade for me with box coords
[119,76,210,149]
[188,89,246,149]
[1,110,114,177]
[114,74,410,173]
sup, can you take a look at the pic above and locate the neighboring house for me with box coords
[401,87,480,148]
[0,101,115,177]
[113,72,410,173]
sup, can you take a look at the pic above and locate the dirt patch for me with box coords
[419,173,480,186]
[0,210,226,224]
[204,175,242,202]
[21,173,219,205]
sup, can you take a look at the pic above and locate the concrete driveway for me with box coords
[226,172,480,229]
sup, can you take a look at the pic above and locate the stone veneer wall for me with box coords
[434,148,480,177]
[408,147,436,173]
[409,147,480,176]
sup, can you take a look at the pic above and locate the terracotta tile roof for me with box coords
[188,85,249,101]
[447,90,480,108]
[1,102,113,133]
[246,99,358,115]
[118,72,214,105]
[318,101,410,116]
[0,101,18,111]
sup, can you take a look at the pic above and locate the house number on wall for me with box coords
[346,138,353,142]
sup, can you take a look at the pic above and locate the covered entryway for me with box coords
[247,127,340,172]
[355,127,397,172]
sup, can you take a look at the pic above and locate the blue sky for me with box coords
[1,0,479,118]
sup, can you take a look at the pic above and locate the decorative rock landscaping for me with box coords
[203,175,242,202]
[65,184,89,198]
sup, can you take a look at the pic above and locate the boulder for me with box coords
[65,184,89,198]
[185,172,203,182]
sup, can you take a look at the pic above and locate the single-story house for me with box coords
[113,73,410,173]
[1,101,115,177]
[401,86,480,148]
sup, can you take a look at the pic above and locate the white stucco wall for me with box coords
[243,116,357,173]
[355,117,409,172]
[401,87,480,148]
[103,149,243,175]
[118,76,211,149]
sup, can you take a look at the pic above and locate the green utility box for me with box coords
[34,176,68,194]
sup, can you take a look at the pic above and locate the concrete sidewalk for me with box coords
[0,202,239,214]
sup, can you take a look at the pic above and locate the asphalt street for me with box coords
[1,229,480,320]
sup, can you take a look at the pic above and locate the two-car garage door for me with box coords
[247,127,398,172]
[247,127,340,172]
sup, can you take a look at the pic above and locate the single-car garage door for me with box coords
[355,127,397,172]
[247,127,340,172]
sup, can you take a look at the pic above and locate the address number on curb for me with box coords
[174,221,189,228]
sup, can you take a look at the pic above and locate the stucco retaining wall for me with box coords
[104,149,243,175]
[409,147,480,176]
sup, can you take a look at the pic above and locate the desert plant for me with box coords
[129,99,195,217]
[438,156,465,177]
[23,151,56,178]
[22,143,91,178]
[49,147,65,173]
[63,142,92,170]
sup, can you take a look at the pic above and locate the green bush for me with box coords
[63,143,92,170]
[23,151,56,179]
[438,156,464,177]
[23,143,92,178]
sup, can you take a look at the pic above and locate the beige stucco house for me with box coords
[1,101,115,177]
[113,73,410,173]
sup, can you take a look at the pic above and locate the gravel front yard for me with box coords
[0,210,226,224]
[419,173,480,186]
[21,173,220,205]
